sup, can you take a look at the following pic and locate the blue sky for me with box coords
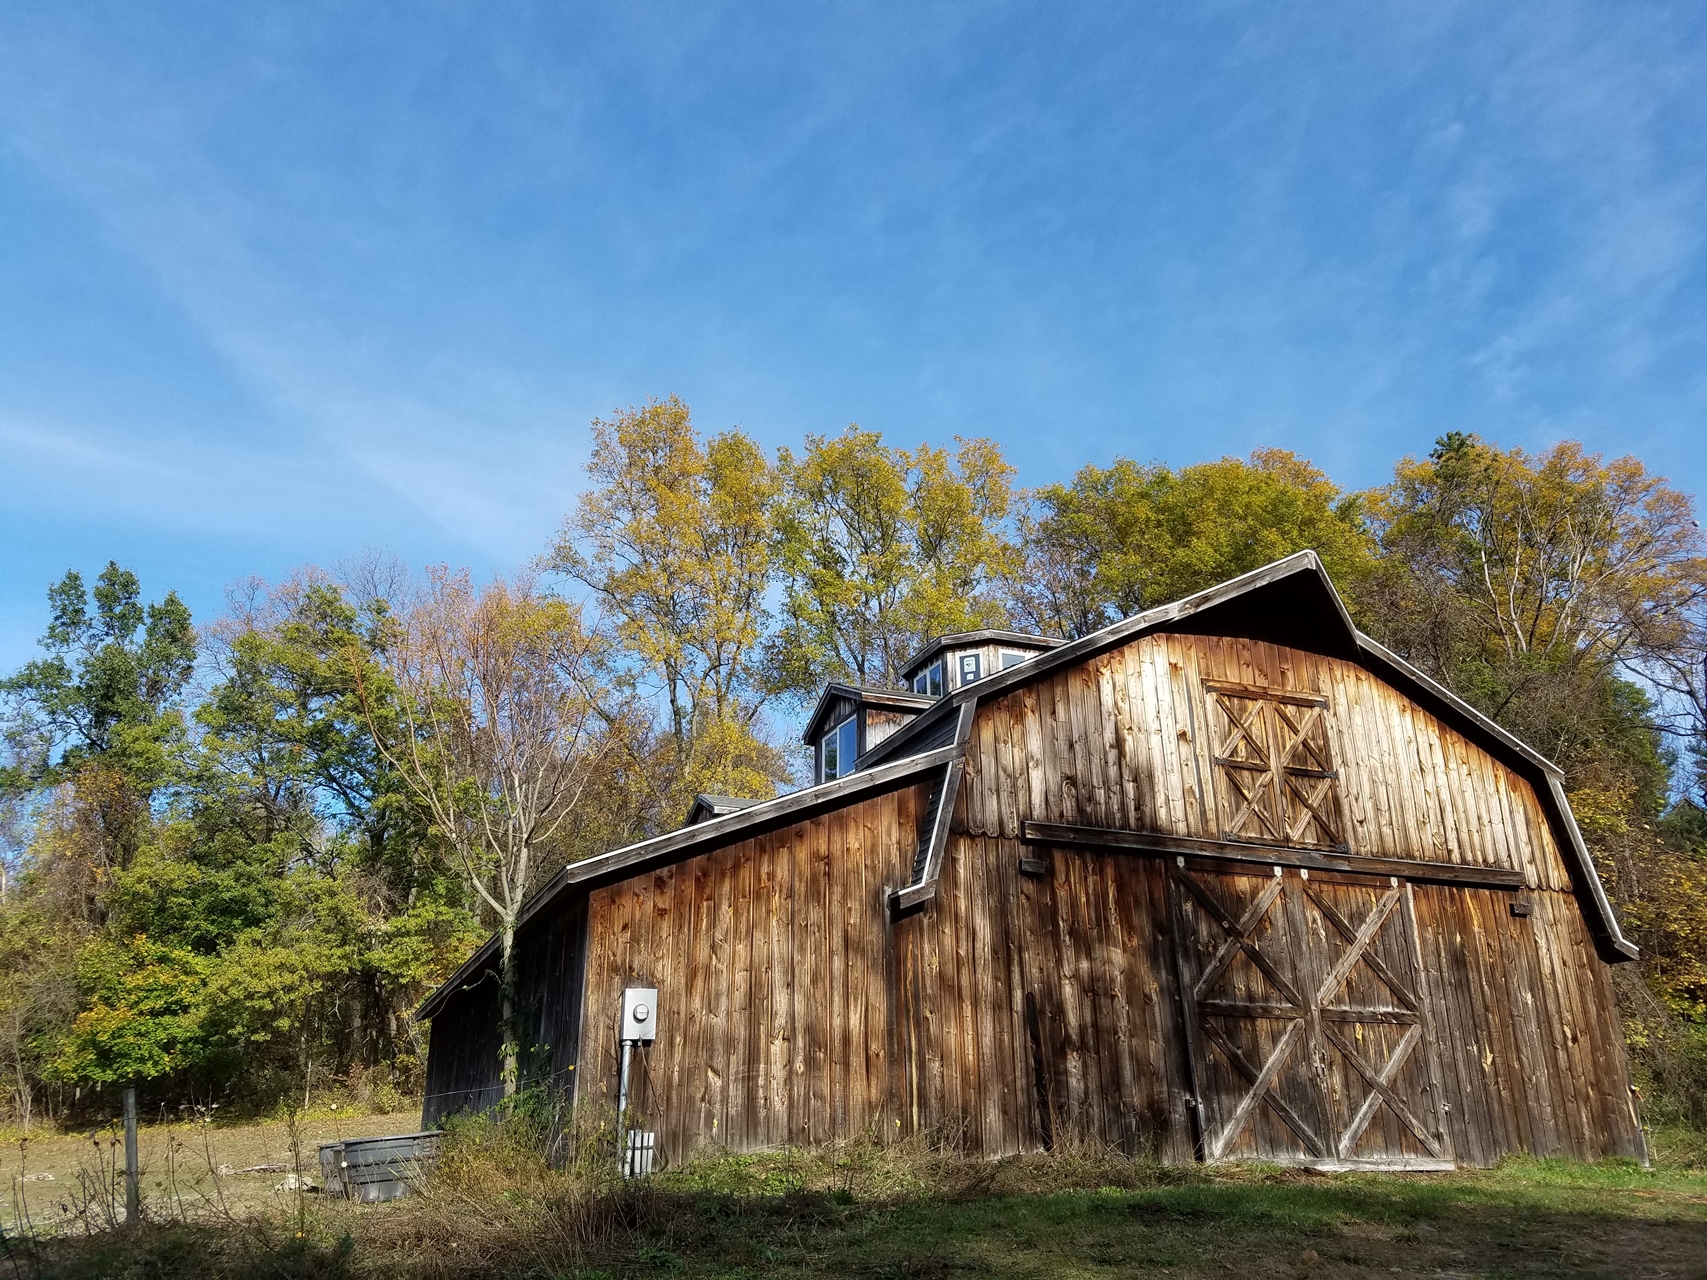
[2,2,1705,671]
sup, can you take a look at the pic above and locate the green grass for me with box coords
[622,1153,1707,1280]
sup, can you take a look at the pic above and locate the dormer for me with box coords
[802,684,935,785]
[898,629,1063,698]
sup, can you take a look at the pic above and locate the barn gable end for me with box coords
[909,631,1644,1164]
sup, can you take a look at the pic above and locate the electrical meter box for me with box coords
[620,987,658,1043]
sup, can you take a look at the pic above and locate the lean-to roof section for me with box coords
[415,742,961,1019]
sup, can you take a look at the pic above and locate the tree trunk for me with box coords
[499,915,519,1099]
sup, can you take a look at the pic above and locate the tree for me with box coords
[194,573,477,1077]
[0,891,78,1129]
[551,397,786,809]
[1,563,195,793]
[1,564,196,884]
[1365,434,1707,784]
[199,573,428,884]
[356,571,625,1096]
[1006,449,1376,638]
[770,428,1017,695]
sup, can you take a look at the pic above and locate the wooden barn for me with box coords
[417,551,1646,1170]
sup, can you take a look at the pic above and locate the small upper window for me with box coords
[959,653,982,684]
[999,650,1029,671]
[911,661,944,697]
[820,715,859,783]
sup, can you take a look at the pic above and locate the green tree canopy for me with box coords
[770,428,1017,695]
[1,562,195,794]
[1007,449,1375,638]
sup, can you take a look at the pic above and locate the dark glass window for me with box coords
[959,653,982,684]
[820,715,859,782]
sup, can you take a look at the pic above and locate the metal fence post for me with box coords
[123,1085,139,1224]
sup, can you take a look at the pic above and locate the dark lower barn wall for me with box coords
[422,975,504,1126]
[421,892,590,1128]
[566,813,1642,1169]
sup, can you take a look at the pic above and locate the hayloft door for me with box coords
[1169,861,1452,1170]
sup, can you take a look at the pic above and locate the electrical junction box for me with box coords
[620,987,658,1043]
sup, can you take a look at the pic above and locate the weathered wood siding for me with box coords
[917,633,1641,1162]
[960,634,1575,884]
[422,972,505,1126]
[575,785,929,1158]
[455,630,1637,1167]
[863,707,915,755]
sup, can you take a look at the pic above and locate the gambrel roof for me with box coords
[419,551,1634,1019]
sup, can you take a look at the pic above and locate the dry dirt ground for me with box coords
[1,1108,422,1233]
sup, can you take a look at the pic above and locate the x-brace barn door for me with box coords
[1169,859,1453,1170]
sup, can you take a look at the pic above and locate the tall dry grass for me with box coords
[20,1093,1700,1280]
[348,1104,1210,1278]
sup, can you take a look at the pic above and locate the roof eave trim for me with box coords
[1541,774,1640,962]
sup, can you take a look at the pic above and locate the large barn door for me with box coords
[1169,860,1452,1169]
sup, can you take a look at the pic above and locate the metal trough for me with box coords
[318,1130,442,1202]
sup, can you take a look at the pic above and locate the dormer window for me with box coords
[958,653,982,684]
[999,650,1029,671]
[819,715,858,783]
[911,661,944,697]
